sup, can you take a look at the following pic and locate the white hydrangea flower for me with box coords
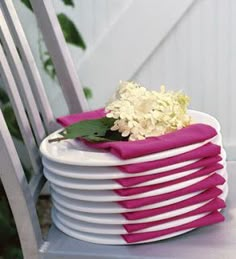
[105,81,191,141]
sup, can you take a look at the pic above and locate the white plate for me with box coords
[40,134,216,167]
[52,199,212,224]
[50,181,228,214]
[52,214,194,245]
[51,184,228,226]
[41,138,224,181]
[52,208,209,235]
[40,110,221,167]
[51,189,201,214]
[43,152,226,190]
[42,157,199,180]
[44,167,203,190]
[50,173,219,202]
[189,110,221,131]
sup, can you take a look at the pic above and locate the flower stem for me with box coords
[48,137,67,143]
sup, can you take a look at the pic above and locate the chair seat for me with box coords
[40,162,236,259]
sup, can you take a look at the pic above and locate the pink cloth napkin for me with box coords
[118,143,221,173]
[116,156,222,187]
[124,195,225,232]
[57,108,105,127]
[118,173,225,209]
[122,186,223,220]
[122,210,224,243]
[115,163,223,197]
[56,109,217,159]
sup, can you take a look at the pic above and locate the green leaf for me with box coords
[84,131,127,142]
[0,199,17,244]
[2,104,23,141]
[62,0,75,7]
[20,0,33,11]
[17,47,22,60]
[82,135,111,142]
[22,164,32,182]
[43,52,56,79]
[50,117,129,143]
[57,13,86,49]
[0,199,11,219]
[0,88,10,105]
[3,247,23,259]
[83,87,92,100]
[105,130,129,141]
[60,117,115,140]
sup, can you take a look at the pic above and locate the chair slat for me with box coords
[29,173,47,203]
[0,7,45,146]
[0,44,42,175]
[30,0,89,114]
[0,110,42,259]
[1,0,57,133]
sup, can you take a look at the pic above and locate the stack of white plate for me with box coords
[40,110,228,245]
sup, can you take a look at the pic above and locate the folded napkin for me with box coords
[118,173,225,209]
[115,163,223,197]
[116,156,222,187]
[118,143,220,173]
[57,109,217,159]
[124,196,225,232]
[57,108,105,127]
[122,210,224,243]
[122,186,223,220]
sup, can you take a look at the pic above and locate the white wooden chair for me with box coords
[0,1,236,259]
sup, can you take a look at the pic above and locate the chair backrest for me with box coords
[0,0,88,258]
[0,110,42,259]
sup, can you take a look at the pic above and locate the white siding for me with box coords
[52,0,129,60]
[133,0,236,159]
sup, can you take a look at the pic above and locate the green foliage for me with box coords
[57,13,86,49]
[20,0,33,11]
[0,87,23,141]
[58,117,127,142]
[62,0,75,7]
[22,163,32,182]
[0,192,23,259]
[42,54,92,99]
[61,117,114,139]
[0,199,17,244]
[21,0,85,49]
[0,88,9,105]
[2,104,23,141]
[21,0,75,10]
[20,0,86,49]
[83,87,93,99]
[3,246,23,259]
[43,52,56,79]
